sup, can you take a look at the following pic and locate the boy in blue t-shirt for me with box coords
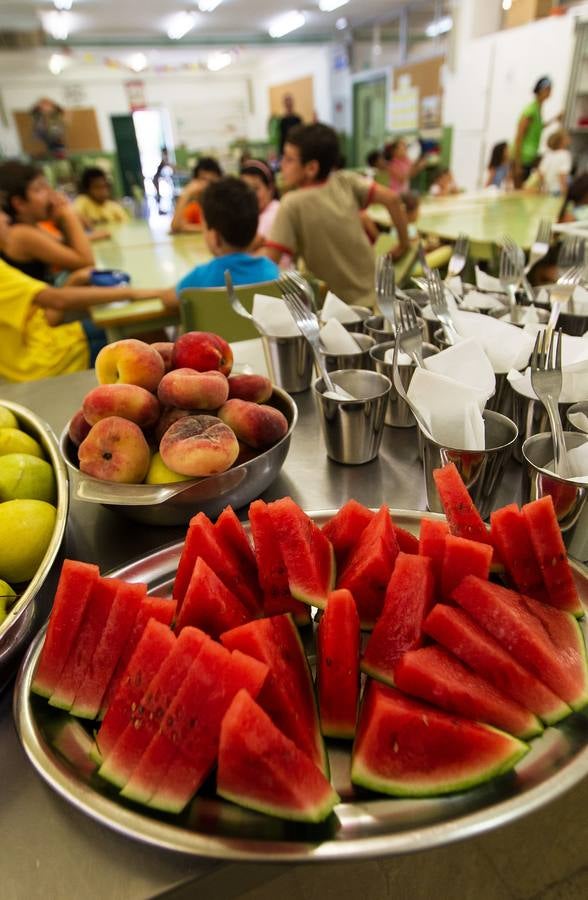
[175,177,279,292]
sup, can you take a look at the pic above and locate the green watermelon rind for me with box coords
[320,718,356,741]
[360,660,395,687]
[290,544,336,610]
[351,731,530,798]
[217,784,340,824]
[569,616,588,712]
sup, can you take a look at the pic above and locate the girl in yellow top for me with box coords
[73,167,129,228]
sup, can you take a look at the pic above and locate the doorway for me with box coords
[132,108,175,215]
[352,74,387,168]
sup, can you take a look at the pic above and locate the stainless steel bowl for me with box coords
[59,388,298,527]
[0,401,69,682]
[567,401,588,435]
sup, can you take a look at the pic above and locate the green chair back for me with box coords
[373,237,419,288]
[178,280,282,341]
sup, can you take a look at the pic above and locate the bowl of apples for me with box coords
[60,332,298,526]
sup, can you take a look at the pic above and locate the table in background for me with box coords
[1,340,586,900]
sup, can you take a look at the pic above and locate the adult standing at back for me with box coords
[512,76,560,187]
[278,94,302,156]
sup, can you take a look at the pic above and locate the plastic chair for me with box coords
[178,280,282,341]
[412,244,453,277]
[373,236,419,288]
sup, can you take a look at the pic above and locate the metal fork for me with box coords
[375,255,398,331]
[499,244,522,310]
[224,269,268,336]
[427,268,459,345]
[279,278,356,400]
[391,338,433,439]
[396,300,424,367]
[550,264,583,305]
[502,235,535,305]
[529,329,571,477]
[280,268,318,314]
[417,242,432,278]
[525,219,551,274]
[558,235,586,271]
[446,233,469,281]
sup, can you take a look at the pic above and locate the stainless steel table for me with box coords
[2,341,586,900]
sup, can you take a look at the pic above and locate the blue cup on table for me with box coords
[90,269,131,287]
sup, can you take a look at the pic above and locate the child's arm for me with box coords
[33,284,170,312]
[11,219,95,272]
[170,179,206,233]
[49,192,94,266]
[484,168,495,188]
[369,183,410,256]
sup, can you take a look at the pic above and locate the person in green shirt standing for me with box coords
[513,76,561,187]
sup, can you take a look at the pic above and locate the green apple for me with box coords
[145,451,192,485]
[0,499,56,583]
[0,407,18,430]
[0,579,16,626]
[0,428,44,460]
[0,453,56,503]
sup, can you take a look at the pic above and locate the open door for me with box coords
[110,115,143,197]
[352,75,387,168]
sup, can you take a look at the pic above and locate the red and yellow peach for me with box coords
[217,399,288,450]
[95,339,165,392]
[83,384,160,429]
[78,416,151,483]
[159,415,239,476]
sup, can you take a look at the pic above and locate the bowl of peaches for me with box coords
[59,332,297,526]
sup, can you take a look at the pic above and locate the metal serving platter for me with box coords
[13,510,588,862]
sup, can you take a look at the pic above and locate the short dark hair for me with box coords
[488,141,508,169]
[240,158,275,190]
[0,160,42,220]
[79,166,108,194]
[193,156,223,179]
[285,123,340,180]
[201,176,258,248]
[566,173,588,206]
[534,76,552,95]
[366,149,381,167]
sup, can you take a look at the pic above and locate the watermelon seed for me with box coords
[393,741,399,753]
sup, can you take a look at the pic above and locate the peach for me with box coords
[154,407,192,444]
[151,341,174,373]
[172,331,233,376]
[68,409,92,447]
[228,374,273,404]
[83,384,160,429]
[78,416,151,483]
[157,368,228,411]
[217,399,288,450]
[95,339,165,392]
[159,415,239,477]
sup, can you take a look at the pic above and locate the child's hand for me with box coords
[47,190,71,221]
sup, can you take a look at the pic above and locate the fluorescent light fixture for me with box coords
[207,51,231,71]
[268,10,306,38]
[198,0,223,10]
[167,11,197,40]
[129,52,148,72]
[502,0,512,9]
[319,0,349,11]
[335,17,348,30]
[53,0,73,10]
[49,53,67,75]
[44,11,70,40]
[425,15,453,38]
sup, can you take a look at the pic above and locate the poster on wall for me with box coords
[125,80,147,112]
[390,75,418,131]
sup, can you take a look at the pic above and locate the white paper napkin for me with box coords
[384,346,413,366]
[252,293,299,337]
[407,368,485,450]
[475,267,506,294]
[320,318,362,354]
[507,334,588,402]
[422,337,495,405]
[321,291,361,323]
[453,310,535,373]
[462,289,506,312]
[568,409,588,433]
[544,441,588,484]
[446,276,463,298]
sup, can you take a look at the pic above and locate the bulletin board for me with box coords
[13,107,102,157]
[269,76,314,122]
[392,56,444,130]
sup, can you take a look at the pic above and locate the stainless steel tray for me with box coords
[13,510,588,861]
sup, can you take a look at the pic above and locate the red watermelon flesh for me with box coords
[453,576,588,709]
[433,463,492,545]
[32,560,100,698]
[490,504,547,601]
[214,506,262,615]
[97,626,207,786]
[321,500,375,570]
[419,518,449,589]
[424,604,571,725]
[100,595,177,716]
[337,506,399,629]
[143,649,269,813]
[361,553,435,684]
[175,556,251,639]
[441,535,493,601]
[394,645,543,739]
[48,577,119,711]
[394,526,419,555]
[217,690,340,822]
[317,589,360,739]
[522,496,583,616]
[95,620,176,761]
[351,682,529,797]
[248,499,310,625]
[268,497,335,610]
[221,614,328,775]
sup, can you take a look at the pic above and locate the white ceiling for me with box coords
[0,0,412,44]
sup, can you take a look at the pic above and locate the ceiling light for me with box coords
[44,11,70,40]
[207,51,231,71]
[53,0,73,9]
[502,0,512,9]
[167,11,197,40]
[425,15,453,38]
[268,10,306,39]
[318,0,349,11]
[335,17,348,30]
[49,53,67,75]
[198,0,223,10]
[129,52,148,72]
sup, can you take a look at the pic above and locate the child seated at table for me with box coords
[73,167,129,230]
[170,157,223,234]
[485,142,512,189]
[538,130,572,196]
[429,167,460,197]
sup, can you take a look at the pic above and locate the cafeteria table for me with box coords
[1,340,587,900]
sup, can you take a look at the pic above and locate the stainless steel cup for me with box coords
[319,333,376,373]
[567,401,588,435]
[485,372,516,419]
[313,369,391,464]
[420,409,518,519]
[261,334,314,394]
[511,381,572,463]
[369,340,439,427]
[321,306,372,334]
[522,431,588,561]
[490,306,550,328]
[364,315,395,344]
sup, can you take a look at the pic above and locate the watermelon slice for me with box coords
[248,499,310,624]
[453,576,588,710]
[175,557,252,639]
[97,626,207,786]
[95,620,176,761]
[217,690,340,823]
[214,506,262,616]
[321,500,375,570]
[522,496,583,616]
[51,719,98,779]
[423,604,571,725]
[337,506,399,629]
[317,589,360,739]
[139,648,268,813]
[351,683,529,797]
[433,462,492,544]
[221,613,328,775]
[32,560,100,698]
[48,577,119,711]
[361,553,434,684]
[419,518,449,589]
[268,497,335,609]
[441,535,493,601]
[394,646,543,739]
[490,504,547,601]
[394,526,419,555]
